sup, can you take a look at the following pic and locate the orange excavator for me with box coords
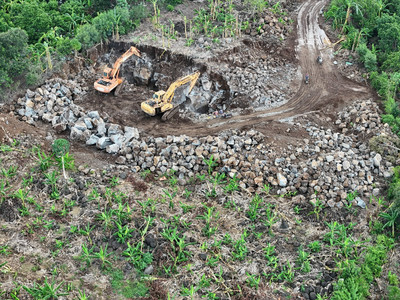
[94,46,141,96]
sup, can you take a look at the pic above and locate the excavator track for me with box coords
[161,105,180,121]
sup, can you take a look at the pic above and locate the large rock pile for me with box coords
[16,79,87,127]
[14,78,396,209]
[223,58,296,108]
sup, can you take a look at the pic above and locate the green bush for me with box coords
[388,167,400,204]
[371,71,390,99]
[56,37,82,55]
[364,50,377,72]
[382,51,400,72]
[130,4,148,27]
[356,43,368,62]
[9,1,52,43]
[76,24,101,49]
[52,139,70,158]
[384,97,400,118]
[377,13,400,53]
[0,28,30,89]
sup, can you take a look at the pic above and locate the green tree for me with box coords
[377,13,400,52]
[371,71,391,99]
[0,10,13,32]
[382,51,400,72]
[76,23,100,49]
[0,28,29,88]
[10,1,52,43]
[364,50,377,71]
[357,43,368,61]
[52,139,71,179]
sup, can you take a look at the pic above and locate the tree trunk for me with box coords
[340,6,351,34]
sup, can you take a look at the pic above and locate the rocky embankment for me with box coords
[13,79,397,208]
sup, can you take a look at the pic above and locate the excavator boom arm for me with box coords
[162,71,200,103]
[110,46,141,79]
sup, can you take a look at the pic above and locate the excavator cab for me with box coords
[103,67,112,78]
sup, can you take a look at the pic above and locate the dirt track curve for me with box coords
[79,0,372,139]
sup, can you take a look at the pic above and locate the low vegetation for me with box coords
[0,137,398,299]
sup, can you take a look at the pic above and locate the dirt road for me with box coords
[78,0,373,140]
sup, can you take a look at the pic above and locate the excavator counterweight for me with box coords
[141,71,200,120]
[94,46,141,95]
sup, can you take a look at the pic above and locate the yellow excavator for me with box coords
[141,71,200,121]
[94,46,141,96]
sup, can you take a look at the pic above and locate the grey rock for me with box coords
[74,120,87,131]
[60,85,71,97]
[53,122,67,133]
[42,113,53,123]
[25,107,35,117]
[373,153,382,167]
[61,109,77,125]
[108,123,122,136]
[201,76,212,91]
[326,155,334,162]
[124,126,140,142]
[26,89,35,98]
[116,156,126,165]
[110,134,124,147]
[46,100,54,111]
[106,143,120,154]
[277,173,287,187]
[96,137,112,149]
[87,111,100,120]
[356,197,366,209]
[97,122,107,136]
[132,62,153,85]
[383,171,392,178]
[83,118,93,129]
[188,90,211,112]
[86,134,99,145]
[70,126,83,140]
[327,199,336,208]
[144,265,154,275]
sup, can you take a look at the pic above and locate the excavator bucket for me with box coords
[114,78,125,97]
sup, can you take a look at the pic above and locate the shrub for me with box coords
[0,28,30,89]
[76,24,100,49]
[388,166,400,210]
[356,43,368,62]
[364,50,377,72]
[56,37,82,56]
[371,71,390,99]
